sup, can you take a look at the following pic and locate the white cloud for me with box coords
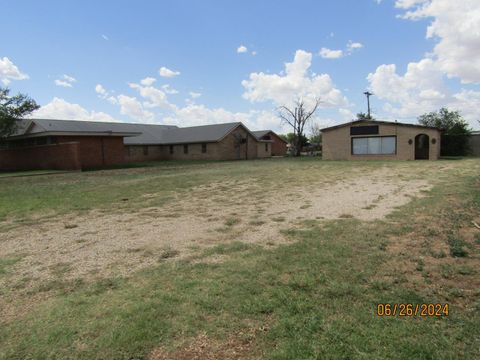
[364,0,480,128]
[367,58,480,127]
[164,104,288,133]
[339,108,356,121]
[0,57,29,85]
[31,97,117,122]
[54,74,76,88]
[242,50,348,108]
[237,45,248,53]
[159,66,180,78]
[396,0,480,84]
[95,84,107,96]
[161,84,178,95]
[102,34,109,41]
[347,41,364,52]
[319,41,363,59]
[54,80,72,88]
[319,47,344,59]
[251,51,257,56]
[189,91,201,98]
[117,94,155,122]
[95,84,118,104]
[140,77,156,86]
[129,82,173,110]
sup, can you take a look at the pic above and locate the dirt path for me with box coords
[0,168,430,288]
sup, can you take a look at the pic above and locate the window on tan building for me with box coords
[143,146,149,156]
[202,143,207,153]
[169,145,174,154]
[184,144,188,154]
[352,136,396,155]
[265,143,269,152]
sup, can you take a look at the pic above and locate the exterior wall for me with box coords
[0,142,81,171]
[154,125,260,161]
[56,136,125,168]
[256,141,272,158]
[125,127,261,162]
[322,121,441,160]
[125,145,165,162]
[270,133,287,156]
[163,142,221,161]
[469,134,480,156]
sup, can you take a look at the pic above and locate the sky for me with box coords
[1,0,479,133]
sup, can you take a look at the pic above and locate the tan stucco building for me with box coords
[322,120,441,160]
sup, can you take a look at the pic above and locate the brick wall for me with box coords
[322,122,441,160]
[125,145,164,162]
[163,131,256,160]
[125,125,262,162]
[57,136,125,168]
[270,133,287,156]
[0,142,81,171]
[256,142,271,158]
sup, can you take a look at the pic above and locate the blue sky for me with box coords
[1,0,479,132]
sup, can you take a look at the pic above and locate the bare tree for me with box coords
[278,98,321,156]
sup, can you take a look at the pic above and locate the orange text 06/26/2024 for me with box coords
[377,303,449,317]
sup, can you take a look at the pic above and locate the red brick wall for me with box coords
[0,142,81,171]
[56,136,125,168]
[0,136,126,171]
[270,133,287,156]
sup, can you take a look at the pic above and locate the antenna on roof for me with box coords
[363,91,374,119]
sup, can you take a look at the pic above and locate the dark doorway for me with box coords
[415,134,429,160]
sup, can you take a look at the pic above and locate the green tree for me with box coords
[283,132,308,147]
[0,87,39,138]
[356,112,374,121]
[309,122,322,145]
[418,108,472,156]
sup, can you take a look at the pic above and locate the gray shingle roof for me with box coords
[252,130,271,139]
[12,119,249,145]
[133,122,242,145]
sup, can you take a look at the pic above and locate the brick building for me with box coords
[0,119,275,171]
[322,119,441,160]
[252,130,288,156]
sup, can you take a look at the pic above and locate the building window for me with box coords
[169,145,174,154]
[352,136,396,155]
[350,125,379,136]
[143,146,149,156]
[184,144,188,154]
[201,143,207,153]
[265,143,269,152]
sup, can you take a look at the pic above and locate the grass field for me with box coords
[0,158,479,359]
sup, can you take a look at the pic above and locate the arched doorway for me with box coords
[415,134,429,160]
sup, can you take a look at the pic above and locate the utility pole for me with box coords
[363,91,374,118]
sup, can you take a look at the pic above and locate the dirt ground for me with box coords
[0,167,430,292]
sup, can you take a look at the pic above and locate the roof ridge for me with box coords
[29,118,178,128]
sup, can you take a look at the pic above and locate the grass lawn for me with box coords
[0,170,67,179]
[0,158,479,359]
